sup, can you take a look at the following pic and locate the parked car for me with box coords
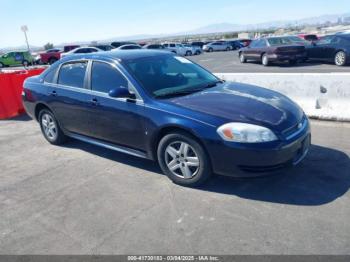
[61,47,103,58]
[117,44,142,50]
[239,37,307,66]
[191,41,205,48]
[92,44,114,51]
[0,51,34,68]
[203,42,232,52]
[143,44,165,50]
[306,34,350,66]
[111,42,136,48]
[40,45,80,65]
[226,40,244,50]
[22,50,310,186]
[183,44,202,55]
[239,39,252,47]
[163,43,188,56]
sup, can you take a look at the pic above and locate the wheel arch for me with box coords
[34,103,52,121]
[149,124,210,162]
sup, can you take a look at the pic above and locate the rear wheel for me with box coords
[335,51,347,66]
[226,47,231,51]
[22,60,29,67]
[157,132,212,187]
[0,62,4,68]
[186,51,192,56]
[262,54,270,66]
[39,109,67,145]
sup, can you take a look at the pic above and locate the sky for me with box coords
[0,0,349,48]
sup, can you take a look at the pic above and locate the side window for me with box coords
[91,62,128,93]
[58,62,87,88]
[250,40,258,48]
[44,67,58,83]
[170,44,175,47]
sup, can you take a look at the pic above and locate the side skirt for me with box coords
[67,133,148,159]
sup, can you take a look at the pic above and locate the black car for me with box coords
[93,44,114,51]
[143,44,165,50]
[191,41,205,48]
[111,42,136,48]
[306,34,350,66]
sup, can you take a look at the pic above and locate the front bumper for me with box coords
[206,123,311,177]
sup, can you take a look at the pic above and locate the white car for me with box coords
[162,43,190,56]
[183,44,202,55]
[61,47,103,58]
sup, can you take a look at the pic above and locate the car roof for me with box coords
[60,50,172,63]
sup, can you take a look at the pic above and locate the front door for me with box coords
[88,61,146,151]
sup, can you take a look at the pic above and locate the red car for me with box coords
[298,34,319,42]
[40,45,80,64]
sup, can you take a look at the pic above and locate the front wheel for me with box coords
[335,51,347,66]
[22,60,29,67]
[157,132,212,187]
[185,51,192,56]
[208,48,213,53]
[0,62,4,68]
[39,109,67,145]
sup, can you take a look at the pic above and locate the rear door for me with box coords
[88,61,146,150]
[308,36,333,60]
[49,60,93,136]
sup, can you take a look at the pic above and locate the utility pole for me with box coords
[21,25,30,52]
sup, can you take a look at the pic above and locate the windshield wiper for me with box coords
[155,80,224,99]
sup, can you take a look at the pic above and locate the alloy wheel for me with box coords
[335,51,346,66]
[41,113,58,141]
[165,141,200,179]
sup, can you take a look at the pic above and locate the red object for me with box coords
[40,45,80,64]
[0,68,46,119]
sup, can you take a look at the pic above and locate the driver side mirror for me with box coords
[109,86,136,100]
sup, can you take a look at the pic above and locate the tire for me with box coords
[39,109,67,145]
[208,48,213,53]
[226,47,231,51]
[157,132,212,187]
[22,60,29,67]
[0,62,4,68]
[48,58,58,65]
[335,51,347,66]
[261,54,270,66]
[239,52,246,63]
[186,51,192,56]
[195,50,201,55]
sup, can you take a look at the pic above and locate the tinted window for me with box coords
[317,36,333,45]
[91,62,128,93]
[58,62,87,88]
[44,67,58,83]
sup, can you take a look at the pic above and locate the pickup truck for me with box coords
[40,45,80,64]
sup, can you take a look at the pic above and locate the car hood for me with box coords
[164,82,304,133]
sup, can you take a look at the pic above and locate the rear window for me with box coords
[58,62,87,88]
[267,37,293,46]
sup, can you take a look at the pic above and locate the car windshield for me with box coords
[267,37,294,46]
[123,55,220,98]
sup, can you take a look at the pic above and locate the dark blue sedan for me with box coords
[22,50,311,186]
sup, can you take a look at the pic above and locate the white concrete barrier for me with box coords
[215,73,350,122]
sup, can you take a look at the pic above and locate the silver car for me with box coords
[203,42,232,52]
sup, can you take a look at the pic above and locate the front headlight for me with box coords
[217,123,278,143]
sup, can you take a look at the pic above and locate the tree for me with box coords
[44,42,54,50]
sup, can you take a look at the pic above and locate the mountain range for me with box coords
[1,12,349,51]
